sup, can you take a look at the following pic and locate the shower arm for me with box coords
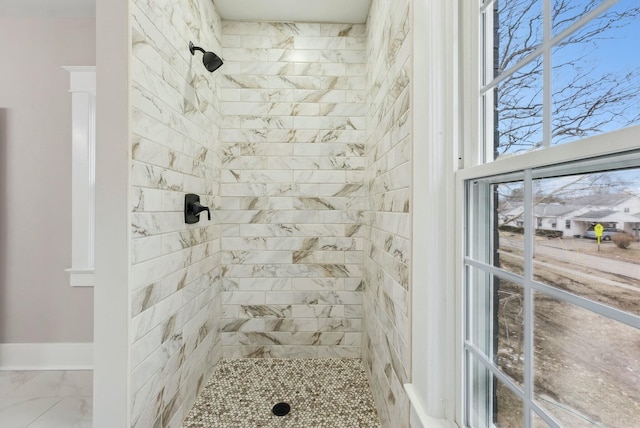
[189,42,206,55]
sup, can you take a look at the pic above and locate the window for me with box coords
[481,0,640,160]
[63,66,96,287]
[461,1,640,427]
[465,158,640,427]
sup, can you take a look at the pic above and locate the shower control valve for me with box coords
[184,193,211,224]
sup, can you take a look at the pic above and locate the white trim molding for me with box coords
[0,343,93,370]
[63,66,96,287]
[411,0,458,423]
[65,268,96,287]
[405,384,458,428]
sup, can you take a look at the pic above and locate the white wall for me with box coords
[0,17,95,344]
[93,0,130,424]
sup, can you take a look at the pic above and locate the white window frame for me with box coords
[480,0,626,157]
[461,146,640,427]
[63,66,96,287]
[457,0,640,426]
[406,1,459,427]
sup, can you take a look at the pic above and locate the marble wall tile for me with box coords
[318,346,361,358]
[222,291,265,305]
[222,345,319,359]
[220,20,366,359]
[291,278,344,290]
[223,277,291,291]
[130,0,223,426]
[236,304,293,318]
[362,0,413,427]
[291,304,345,318]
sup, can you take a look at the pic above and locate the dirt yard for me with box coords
[534,235,640,265]
[493,234,640,427]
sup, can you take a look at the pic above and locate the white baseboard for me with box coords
[0,343,93,370]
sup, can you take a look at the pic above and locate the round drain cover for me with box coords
[272,402,291,416]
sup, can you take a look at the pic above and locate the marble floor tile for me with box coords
[0,370,93,428]
[28,397,93,428]
[0,371,42,397]
[182,358,381,428]
[0,397,60,428]
[8,371,93,399]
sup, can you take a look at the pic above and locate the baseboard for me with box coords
[0,342,93,370]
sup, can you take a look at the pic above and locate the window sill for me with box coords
[404,383,458,428]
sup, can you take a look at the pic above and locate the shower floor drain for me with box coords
[272,402,291,416]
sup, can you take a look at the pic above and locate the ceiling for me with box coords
[0,0,372,23]
[214,0,371,24]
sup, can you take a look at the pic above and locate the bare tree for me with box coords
[493,0,640,156]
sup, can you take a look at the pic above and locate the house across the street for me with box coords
[499,193,640,238]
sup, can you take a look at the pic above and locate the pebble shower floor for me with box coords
[181,358,381,427]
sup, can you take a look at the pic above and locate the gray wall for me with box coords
[0,17,95,343]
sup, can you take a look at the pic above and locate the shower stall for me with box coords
[98,0,412,426]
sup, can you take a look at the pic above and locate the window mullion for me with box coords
[479,0,495,15]
[483,4,496,163]
[542,0,552,148]
[549,0,618,48]
[523,169,534,428]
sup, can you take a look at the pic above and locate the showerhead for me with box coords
[189,41,223,73]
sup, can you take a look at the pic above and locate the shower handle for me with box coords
[191,202,211,221]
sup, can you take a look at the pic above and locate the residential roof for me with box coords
[564,193,633,207]
[534,203,582,217]
[574,210,640,223]
[573,209,617,220]
[500,193,640,222]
